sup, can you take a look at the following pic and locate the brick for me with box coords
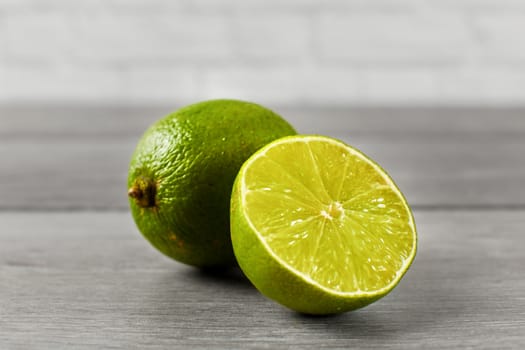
[234,14,310,60]
[0,1,182,13]
[0,12,4,101]
[203,67,301,105]
[429,0,525,12]
[3,65,199,103]
[187,0,319,12]
[5,12,71,62]
[106,0,186,11]
[187,0,418,13]
[72,13,232,63]
[316,13,473,64]
[0,0,102,11]
[360,69,439,103]
[0,15,6,57]
[0,67,6,103]
[202,66,359,106]
[438,68,525,103]
[4,66,122,102]
[301,68,359,105]
[475,14,525,62]
[119,68,198,103]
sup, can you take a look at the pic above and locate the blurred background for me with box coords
[1,0,525,211]
[1,0,525,106]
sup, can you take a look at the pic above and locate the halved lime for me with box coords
[230,135,417,314]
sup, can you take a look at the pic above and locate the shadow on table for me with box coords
[139,235,479,343]
[183,265,254,291]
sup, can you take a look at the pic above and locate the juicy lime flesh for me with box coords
[242,137,416,294]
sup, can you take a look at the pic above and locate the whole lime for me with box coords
[128,99,296,267]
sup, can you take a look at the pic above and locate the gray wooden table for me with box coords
[1,106,524,349]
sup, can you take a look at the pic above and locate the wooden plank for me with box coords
[1,106,524,210]
[1,138,524,210]
[2,105,525,143]
[0,211,524,349]
[0,141,131,210]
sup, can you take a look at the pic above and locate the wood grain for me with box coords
[1,106,524,349]
[1,211,524,349]
[1,106,524,210]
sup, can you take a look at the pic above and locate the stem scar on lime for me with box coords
[128,176,157,208]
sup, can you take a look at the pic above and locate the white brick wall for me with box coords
[1,0,525,105]
[234,15,311,61]
[476,14,525,63]
[317,13,471,64]
[6,12,70,64]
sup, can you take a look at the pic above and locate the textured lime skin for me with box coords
[230,135,417,314]
[128,100,296,267]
